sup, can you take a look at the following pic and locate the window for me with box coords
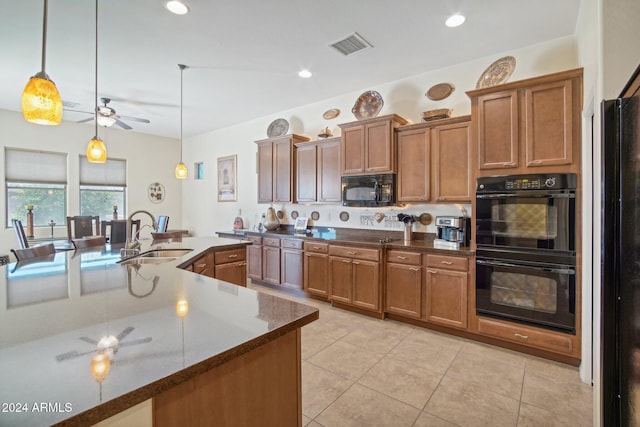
[79,156,126,220]
[5,148,67,227]
[195,162,205,180]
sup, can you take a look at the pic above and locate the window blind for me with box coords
[79,156,126,186]
[5,148,67,184]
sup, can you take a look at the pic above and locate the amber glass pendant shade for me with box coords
[87,137,107,163]
[175,162,188,179]
[90,353,111,382]
[21,73,62,125]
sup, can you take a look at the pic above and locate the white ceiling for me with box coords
[0,0,581,139]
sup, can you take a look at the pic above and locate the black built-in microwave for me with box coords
[341,174,395,207]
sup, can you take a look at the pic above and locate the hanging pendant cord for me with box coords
[178,64,186,162]
[94,0,99,137]
[41,0,48,73]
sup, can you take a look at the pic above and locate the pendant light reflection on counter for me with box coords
[86,0,107,163]
[21,0,63,125]
[175,64,188,179]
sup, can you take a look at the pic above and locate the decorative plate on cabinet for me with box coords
[310,211,320,221]
[290,210,299,220]
[339,211,349,222]
[322,108,340,120]
[351,90,383,120]
[425,82,455,101]
[148,182,165,203]
[267,118,289,137]
[476,56,516,89]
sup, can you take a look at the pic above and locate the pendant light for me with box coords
[87,0,107,163]
[175,64,188,179]
[21,0,63,125]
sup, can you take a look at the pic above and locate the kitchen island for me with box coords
[0,237,318,427]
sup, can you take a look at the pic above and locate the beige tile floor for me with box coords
[249,283,593,427]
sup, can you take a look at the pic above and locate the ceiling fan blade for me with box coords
[65,108,94,115]
[116,326,135,341]
[113,119,133,130]
[79,336,99,345]
[55,348,96,362]
[120,337,153,347]
[76,117,94,124]
[117,115,150,124]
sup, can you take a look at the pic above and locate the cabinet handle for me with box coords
[396,256,407,260]
[196,263,207,269]
[228,254,238,258]
[427,269,438,273]
[441,260,453,265]
[313,246,321,250]
[514,333,529,339]
[342,259,350,263]
[347,251,357,255]
[238,262,247,267]
[352,261,360,265]
[410,267,420,271]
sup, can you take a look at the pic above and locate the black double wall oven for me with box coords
[475,173,577,334]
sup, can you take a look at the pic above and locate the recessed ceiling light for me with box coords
[166,1,189,15]
[445,14,465,28]
[298,69,312,78]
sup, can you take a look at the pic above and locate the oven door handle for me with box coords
[476,193,575,199]
[476,259,575,275]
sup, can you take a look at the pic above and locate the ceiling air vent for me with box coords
[329,32,373,56]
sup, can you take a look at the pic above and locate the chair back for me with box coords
[11,243,56,262]
[71,236,106,249]
[156,215,170,233]
[67,216,100,239]
[101,219,141,244]
[11,219,29,249]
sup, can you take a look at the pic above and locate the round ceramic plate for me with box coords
[476,56,516,89]
[148,182,165,203]
[339,211,349,222]
[311,211,320,221]
[267,118,289,137]
[425,82,455,101]
[352,90,383,120]
[322,108,340,120]
[291,210,299,220]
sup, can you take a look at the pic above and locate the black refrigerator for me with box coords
[602,63,640,426]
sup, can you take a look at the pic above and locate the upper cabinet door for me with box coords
[477,90,519,170]
[257,141,274,203]
[317,139,341,202]
[296,144,317,203]
[433,121,472,202]
[341,125,365,174]
[397,128,430,202]
[524,79,573,167]
[364,120,393,173]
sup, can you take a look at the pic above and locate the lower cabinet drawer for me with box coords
[476,317,574,355]
[426,254,468,271]
[304,241,329,254]
[387,250,421,266]
[329,245,379,261]
[214,248,246,264]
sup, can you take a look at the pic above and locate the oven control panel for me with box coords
[477,173,575,192]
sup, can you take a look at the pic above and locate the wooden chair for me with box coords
[156,215,170,233]
[67,216,101,239]
[101,219,141,244]
[11,219,29,249]
[71,236,106,249]
[11,243,56,262]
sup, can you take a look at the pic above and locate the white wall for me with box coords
[0,109,182,257]
[182,36,579,237]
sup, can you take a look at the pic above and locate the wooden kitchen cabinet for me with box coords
[281,239,303,290]
[262,237,281,285]
[433,120,472,201]
[295,137,341,203]
[385,250,423,319]
[246,236,263,281]
[328,245,382,315]
[396,116,472,203]
[303,242,329,299]
[468,68,582,176]
[339,114,408,175]
[213,247,247,286]
[190,250,214,277]
[256,134,310,203]
[424,254,468,330]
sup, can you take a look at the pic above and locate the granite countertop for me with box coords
[219,227,475,256]
[0,237,318,426]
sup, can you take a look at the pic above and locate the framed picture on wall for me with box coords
[217,155,237,202]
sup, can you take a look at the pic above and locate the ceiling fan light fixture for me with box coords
[22,0,62,125]
[166,1,189,15]
[87,136,107,163]
[97,115,116,127]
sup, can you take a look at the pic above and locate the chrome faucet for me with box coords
[124,210,158,252]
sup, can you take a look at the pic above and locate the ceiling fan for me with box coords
[68,97,151,130]
[55,326,152,362]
